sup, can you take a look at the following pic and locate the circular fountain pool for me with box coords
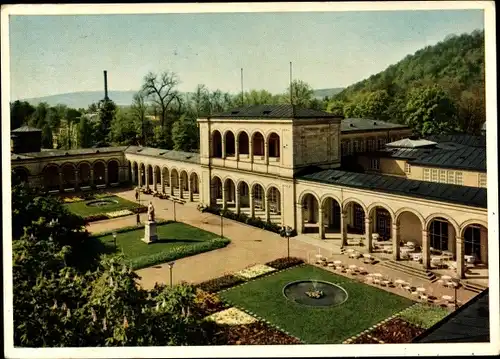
[86,199,119,207]
[283,280,348,308]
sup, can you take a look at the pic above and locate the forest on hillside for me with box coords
[328,29,485,136]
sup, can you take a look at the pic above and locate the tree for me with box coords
[405,85,458,136]
[326,99,345,116]
[172,114,199,152]
[94,98,117,147]
[456,83,485,134]
[109,109,141,146]
[77,116,94,148]
[191,84,210,117]
[131,92,148,146]
[244,89,275,106]
[287,80,314,107]
[41,124,53,149]
[29,103,50,128]
[141,71,182,148]
[10,100,35,130]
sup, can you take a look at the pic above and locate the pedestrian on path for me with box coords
[135,190,139,202]
[136,213,141,225]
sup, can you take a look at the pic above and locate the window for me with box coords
[423,168,430,181]
[347,140,353,155]
[431,169,438,182]
[359,140,366,152]
[455,172,463,185]
[377,139,383,149]
[367,139,375,151]
[430,219,449,251]
[404,162,411,174]
[439,170,447,183]
[478,173,487,188]
[353,140,359,153]
[447,171,456,185]
[341,141,348,156]
[370,158,380,170]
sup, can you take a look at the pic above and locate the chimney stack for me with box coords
[103,70,109,100]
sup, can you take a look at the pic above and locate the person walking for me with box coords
[135,190,139,202]
[136,212,141,225]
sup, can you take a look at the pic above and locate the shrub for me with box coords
[83,214,109,223]
[130,238,231,270]
[90,219,172,237]
[196,273,245,293]
[265,257,304,270]
[194,289,227,316]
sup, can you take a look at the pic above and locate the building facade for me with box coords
[11,105,488,280]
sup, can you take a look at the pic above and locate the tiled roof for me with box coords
[124,146,200,163]
[11,147,127,160]
[297,169,487,208]
[410,146,486,172]
[210,104,341,119]
[424,134,486,148]
[341,118,409,132]
[11,125,42,133]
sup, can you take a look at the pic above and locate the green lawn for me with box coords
[63,195,143,217]
[399,303,450,329]
[92,222,230,269]
[220,265,414,344]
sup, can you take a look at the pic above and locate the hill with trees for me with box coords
[328,29,485,136]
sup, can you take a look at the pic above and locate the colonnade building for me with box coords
[11,104,488,280]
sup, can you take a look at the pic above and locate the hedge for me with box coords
[89,219,172,238]
[129,237,231,270]
[196,274,245,293]
[265,257,304,270]
[201,205,282,234]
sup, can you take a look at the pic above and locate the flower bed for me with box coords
[106,209,133,218]
[348,334,382,344]
[265,257,304,270]
[205,307,258,325]
[62,196,84,203]
[235,264,277,280]
[194,289,227,316]
[398,303,450,329]
[197,274,245,293]
[216,322,302,345]
[369,318,425,343]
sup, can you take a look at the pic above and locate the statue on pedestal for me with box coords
[143,201,158,244]
[148,201,155,222]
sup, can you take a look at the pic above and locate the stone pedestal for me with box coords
[142,221,158,244]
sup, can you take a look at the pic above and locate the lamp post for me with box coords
[112,231,117,250]
[453,275,460,310]
[167,261,175,287]
[173,200,177,222]
[285,226,293,259]
[220,210,224,238]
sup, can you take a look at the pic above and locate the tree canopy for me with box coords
[329,30,485,135]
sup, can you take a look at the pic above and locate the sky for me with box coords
[8,8,484,100]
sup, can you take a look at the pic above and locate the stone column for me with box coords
[365,217,373,252]
[235,188,240,214]
[74,170,80,191]
[152,169,157,192]
[221,137,226,159]
[131,168,136,184]
[392,223,400,260]
[297,203,303,234]
[104,168,109,185]
[90,169,95,186]
[235,139,240,161]
[264,191,270,222]
[160,170,165,193]
[188,176,193,202]
[221,181,226,210]
[422,229,430,269]
[249,138,254,163]
[264,140,269,165]
[341,212,348,247]
[170,173,175,196]
[145,167,149,189]
[249,188,255,218]
[456,236,465,278]
[318,207,325,239]
[179,177,184,199]
[58,171,64,191]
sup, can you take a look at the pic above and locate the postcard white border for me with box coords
[2,1,498,358]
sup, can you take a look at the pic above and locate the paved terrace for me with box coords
[86,189,480,307]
